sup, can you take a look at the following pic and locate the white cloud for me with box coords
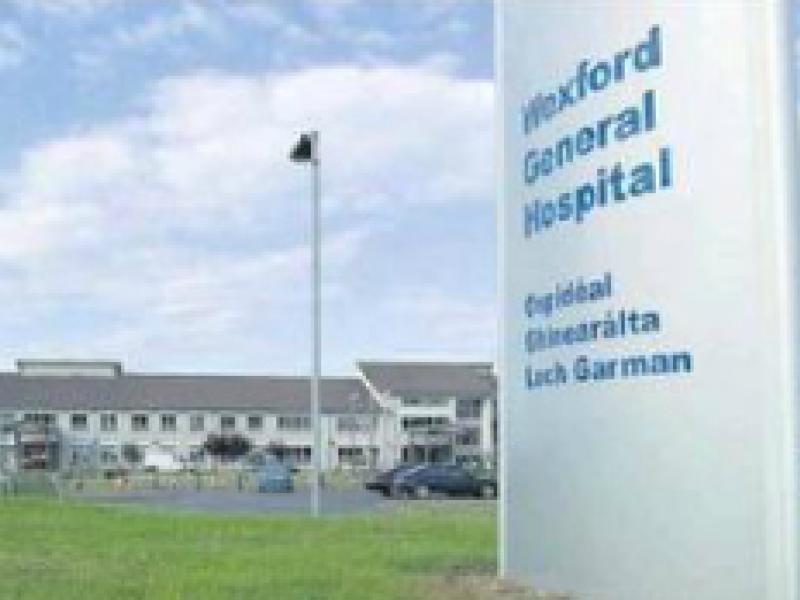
[110,2,223,48]
[0,64,492,370]
[418,51,464,75]
[379,287,495,360]
[63,3,243,80]
[139,64,493,213]
[223,1,315,42]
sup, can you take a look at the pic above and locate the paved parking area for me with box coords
[76,488,391,515]
[75,488,496,515]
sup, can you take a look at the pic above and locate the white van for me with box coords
[143,446,181,472]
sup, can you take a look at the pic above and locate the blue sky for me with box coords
[0,0,494,374]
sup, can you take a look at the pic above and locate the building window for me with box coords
[455,427,481,446]
[100,413,117,432]
[281,446,311,463]
[160,414,177,432]
[131,414,149,432]
[456,398,482,419]
[220,415,236,432]
[23,413,55,426]
[277,416,311,431]
[99,446,118,465]
[401,395,449,407]
[337,447,366,466]
[247,415,263,431]
[70,413,88,431]
[401,416,449,432]
[0,412,14,426]
[189,414,205,432]
[69,444,94,467]
[402,445,451,464]
[336,415,377,432]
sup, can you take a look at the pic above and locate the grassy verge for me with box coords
[0,498,496,600]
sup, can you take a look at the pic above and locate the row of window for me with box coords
[401,395,450,407]
[89,445,328,466]
[92,446,377,466]
[100,413,246,433]
[398,396,484,419]
[7,412,371,434]
[335,415,379,432]
[401,416,450,432]
[400,419,482,445]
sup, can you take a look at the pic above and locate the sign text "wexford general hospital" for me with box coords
[520,26,673,236]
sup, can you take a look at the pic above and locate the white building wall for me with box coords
[362,390,495,468]
[0,391,492,471]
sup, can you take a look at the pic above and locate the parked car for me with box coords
[365,465,423,496]
[257,462,293,493]
[392,464,497,499]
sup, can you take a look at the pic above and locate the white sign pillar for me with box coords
[496,2,799,599]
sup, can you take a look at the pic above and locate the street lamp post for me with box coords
[290,130,322,517]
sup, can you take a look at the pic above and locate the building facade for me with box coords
[0,359,495,473]
[358,362,496,469]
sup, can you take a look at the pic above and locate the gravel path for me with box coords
[422,574,571,600]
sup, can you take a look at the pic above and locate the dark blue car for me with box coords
[392,465,496,499]
[365,465,423,496]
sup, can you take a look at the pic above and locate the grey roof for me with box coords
[357,361,495,396]
[0,374,378,414]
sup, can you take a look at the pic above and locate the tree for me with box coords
[203,434,252,461]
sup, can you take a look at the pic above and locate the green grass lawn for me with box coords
[0,499,496,600]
